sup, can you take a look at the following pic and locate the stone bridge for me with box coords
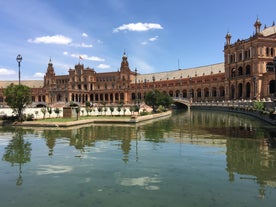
[173,98,192,108]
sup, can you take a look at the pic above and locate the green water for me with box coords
[0,110,276,207]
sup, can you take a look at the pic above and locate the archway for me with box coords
[231,85,235,99]
[238,83,243,99]
[246,82,251,98]
[269,80,275,94]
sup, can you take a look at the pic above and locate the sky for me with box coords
[0,0,276,80]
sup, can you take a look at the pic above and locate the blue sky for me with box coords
[0,0,275,80]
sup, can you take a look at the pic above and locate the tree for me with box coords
[3,83,32,121]
[145,90,173,112]
[47,107,52,118]
[110,106,114,116]
[2,128,32,185]
[54,108,60,118]
[41,108,47,119]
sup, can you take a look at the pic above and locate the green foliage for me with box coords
[117,106,122,115]
[110,106,114,116]
[156,105,166,113]
[3,84,32,121]
[25,114,34,121]
[85,101,90,107]
[54,108,61,118]
[253,101,265,111]
[145,90,173,112]
[47,107,52,118]
[41,108,47,119]
[75,107,80,120]
[85,106,91,116]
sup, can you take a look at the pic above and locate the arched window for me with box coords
[238,83,243,98]
[271,48,274,56]
[197,89,201,98]
[238,67,243,76]
[212,87,217,97]
[204,88,209,97]
[266,47,270,56]
[246,82,251,98]
[245,65,251,75]
[231,85,235,99]
[219,86,225,97]
[57,94,62,102]
[269,80,275,94]
[183,90,187,98]
[175,90,180,98]
[231,68,236,78]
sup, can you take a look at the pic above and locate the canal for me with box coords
[0,109,276,207]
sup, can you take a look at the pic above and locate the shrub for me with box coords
[253,101,264,112]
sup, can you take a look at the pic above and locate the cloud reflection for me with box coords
[120,176,161,190]
[36,165,73,175]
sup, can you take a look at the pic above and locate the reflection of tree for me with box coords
[2,128,32,186]
[143,119,173,142]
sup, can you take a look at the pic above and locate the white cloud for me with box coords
[63,51,69,55]
[141,36,159,45]
[97,64,110,69]
[149,36,159,42]
[71,54,105,62]
[0,68,16,75]
[113,22,163,32]
[33,72,45,78]
[82,33,88,37]
[70,42,93,48]
[28,35,72,45]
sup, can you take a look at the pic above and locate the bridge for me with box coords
[173,98,192,109]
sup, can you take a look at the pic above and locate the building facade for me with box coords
[224,18,276,101]
[0,19,275,107]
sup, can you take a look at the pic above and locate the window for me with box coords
[245,65,251,75]
[238,67,243,76]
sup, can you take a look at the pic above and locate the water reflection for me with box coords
[0,109,276,195]
[2,128,32,186]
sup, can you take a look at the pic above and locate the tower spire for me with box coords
[254,17,262,35]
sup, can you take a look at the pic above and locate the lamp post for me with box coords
[189,77,192,102]
[152,75,155,89]
[16,54,22,85]
[273,56,276,99]
[135,68,137,104]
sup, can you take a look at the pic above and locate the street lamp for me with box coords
[135,68,137,104]
[152,75,155,89]
[189,77,192,101]
[16,54,22,85]
[273,56,276,101]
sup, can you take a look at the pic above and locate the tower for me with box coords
[225,32,232,46]
[120,52,130,72]
[44,59,56,87]
[254,18,262,35]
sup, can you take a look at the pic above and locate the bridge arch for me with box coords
[173,98,191,109]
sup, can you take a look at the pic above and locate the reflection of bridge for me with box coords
[173,98,192,108]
